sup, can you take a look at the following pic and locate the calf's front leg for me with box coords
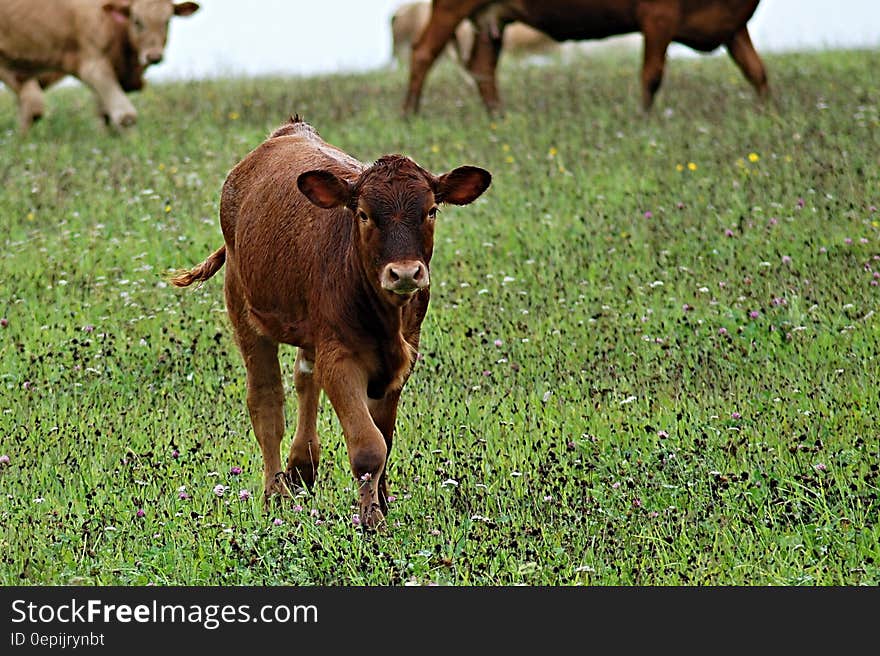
[368,389,402,514]
[320,359,388,530]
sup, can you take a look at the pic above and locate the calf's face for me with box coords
[103,0,200,66]
[298,156,491,306]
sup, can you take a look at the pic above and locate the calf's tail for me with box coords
[170,245,227,287]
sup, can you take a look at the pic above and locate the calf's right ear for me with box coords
[297,170,354,209]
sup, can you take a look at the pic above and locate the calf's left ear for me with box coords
[298,170,354,209]
[435,166,492,206]
[173,2,200,16]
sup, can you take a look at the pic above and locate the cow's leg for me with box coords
[725,26,769,100]
[77,58,137,128]
[638,15,675,111]
[466,20,505,115]
[18,79,46,129]
[0,67,37,133]
[451,18,476,65]
[367,389,402,514]
[403,0,484,115]
[319,359,388,530]
[286,348,321,490]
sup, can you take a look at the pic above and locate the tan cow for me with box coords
[470,3,556,57]
[403,0,768,116]
[0,0,200,132]
[392,0,556,66]
[172,116,491,529]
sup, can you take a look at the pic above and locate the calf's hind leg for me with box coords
[287,349,321,489]
[230,315,288,504]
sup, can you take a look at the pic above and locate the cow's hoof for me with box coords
[110,113,137,129]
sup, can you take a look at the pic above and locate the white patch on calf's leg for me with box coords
[297,358,314,375]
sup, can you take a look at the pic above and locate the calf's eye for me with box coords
[427,206,438,220]
[357,210,369,223]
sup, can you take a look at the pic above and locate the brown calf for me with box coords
[172,117,491,530]
[402,0,768,115]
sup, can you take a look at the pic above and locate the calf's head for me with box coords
[103,0,200,66]
[298,155,491,306]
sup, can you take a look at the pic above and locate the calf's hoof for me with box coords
[360,502,387,532]
[358,477,387,531]
[262,471,294,509]
[286,461,317,491]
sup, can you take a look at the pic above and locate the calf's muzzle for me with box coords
[380,260,429,295]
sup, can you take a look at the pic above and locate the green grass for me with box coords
[1,47,878,585]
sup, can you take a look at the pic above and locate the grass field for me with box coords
[1,46,878,585]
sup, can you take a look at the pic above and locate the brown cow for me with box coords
[171,117,491,530]
[0,0,200,132]
[402,0,768,115]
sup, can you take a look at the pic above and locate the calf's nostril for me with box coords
[389,268,400,282]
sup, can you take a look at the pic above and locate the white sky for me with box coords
[83,0,880,80]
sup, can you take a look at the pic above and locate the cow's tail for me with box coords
[169,245,227,287]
